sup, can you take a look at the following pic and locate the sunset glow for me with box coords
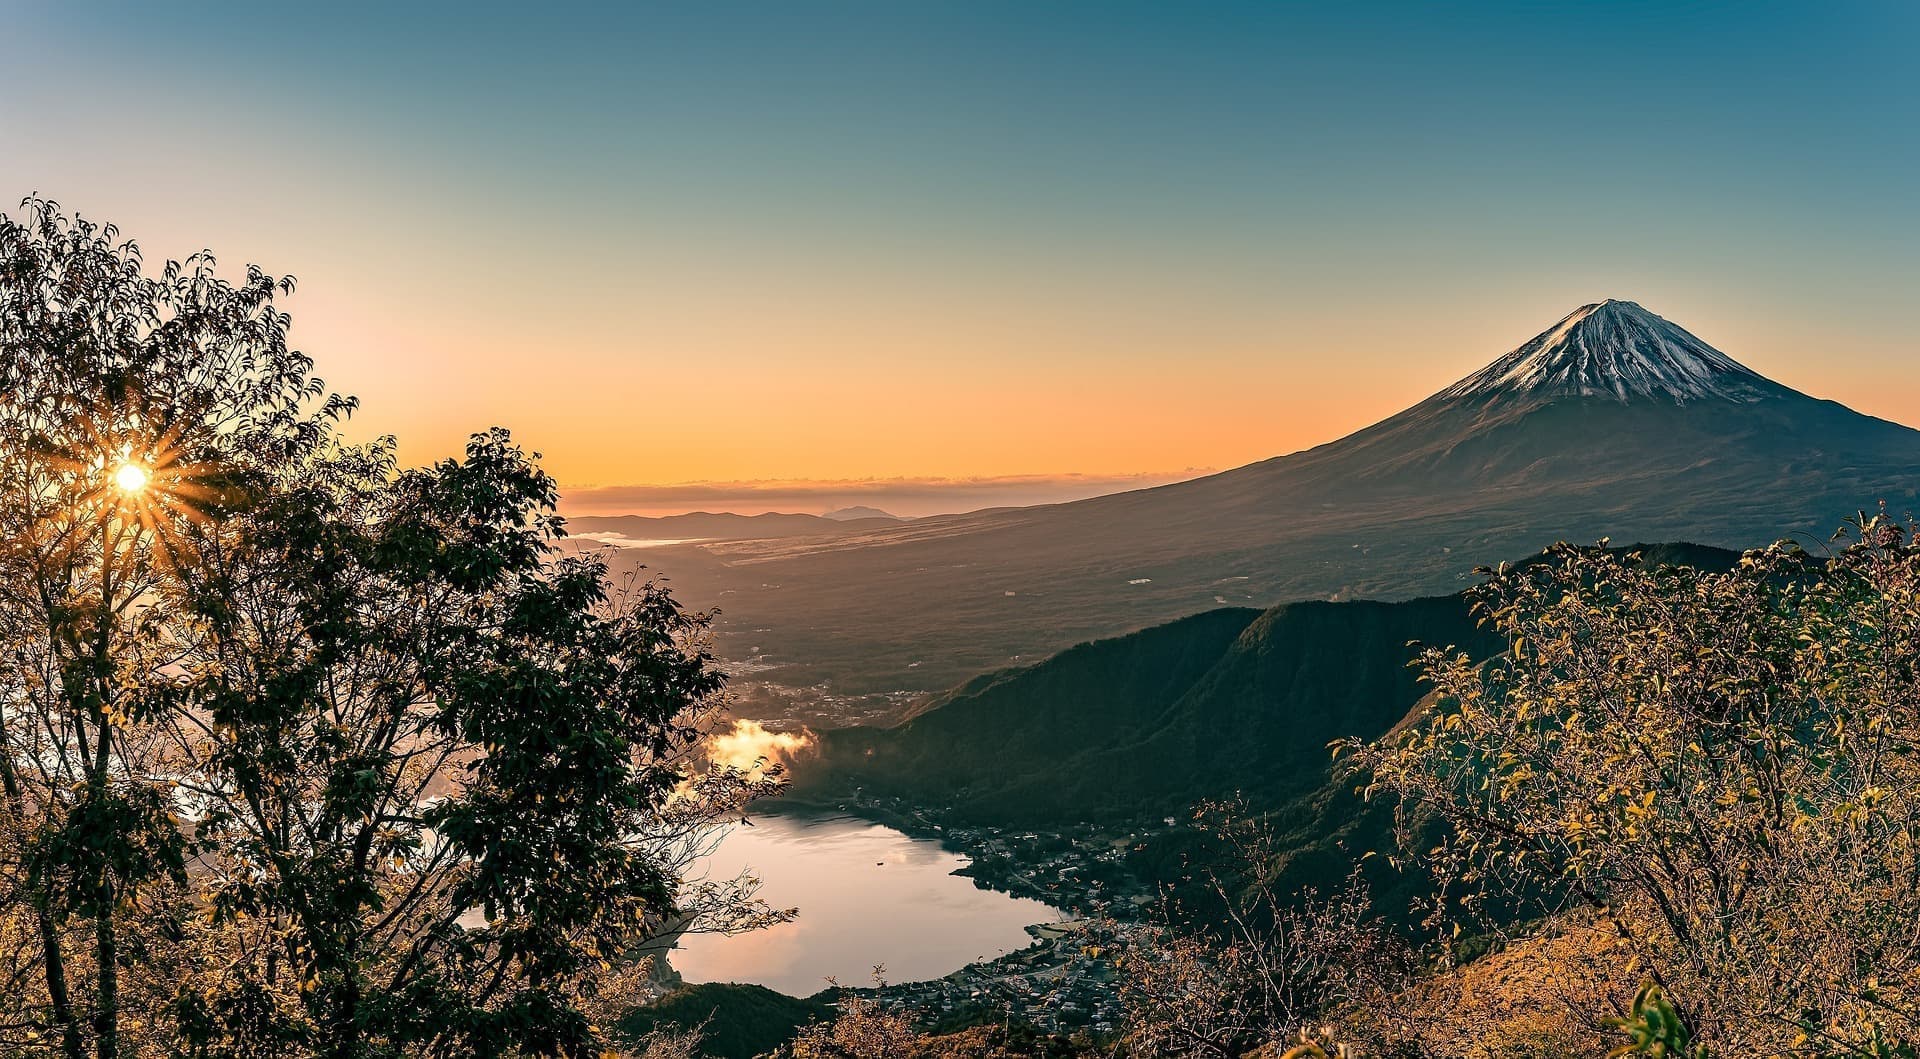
[8,3,1920,1050]
[4,4,1914,517]
[112,463,150,493]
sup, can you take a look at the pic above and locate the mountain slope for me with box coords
[788,543,1741,826]
[783,545,1733,924]
[789,596,1486,827]
[792,606,1265,813]
[607,301,1920,697]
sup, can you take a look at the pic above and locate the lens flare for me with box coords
[112,463,150,492]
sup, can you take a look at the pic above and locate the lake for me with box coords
[670,812,1064,997]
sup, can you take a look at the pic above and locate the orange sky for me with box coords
[295,283,1916,509]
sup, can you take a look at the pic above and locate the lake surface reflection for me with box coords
[671,812,1064,997]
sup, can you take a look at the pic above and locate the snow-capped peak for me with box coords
[1440,300,1767,403]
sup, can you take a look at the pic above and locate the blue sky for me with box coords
[2,2,1914,512]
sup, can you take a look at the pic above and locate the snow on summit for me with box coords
[1442,299,1767,404]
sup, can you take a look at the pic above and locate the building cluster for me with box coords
[858,920,1136,1035]
[827,796,1184,1033]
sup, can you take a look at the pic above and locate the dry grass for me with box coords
[1374,917,1635,1058]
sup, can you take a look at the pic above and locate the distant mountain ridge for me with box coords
[821,506,902,522]
[602,301,1920,696]
[566,510,901,543]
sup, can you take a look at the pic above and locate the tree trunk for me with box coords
[36,902,83,1059]
[93,899,117,1059]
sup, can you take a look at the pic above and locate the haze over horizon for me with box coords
[3,2,1915,517]
[560,469,1213,519]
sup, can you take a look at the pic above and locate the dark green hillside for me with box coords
[796,607,1260,809]
[791,542,1742,828]
[789,594,1489,826]
[617,982,832,1059]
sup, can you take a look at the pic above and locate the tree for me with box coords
[1112,801,1413,1059]
[0,197,329,1059]
[787,991,918,1059]
[0,197,786,1057]
[1348,523,1920,1053]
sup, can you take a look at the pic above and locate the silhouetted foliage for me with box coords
[0,198,785,1057]
[1111,801,1415,1058]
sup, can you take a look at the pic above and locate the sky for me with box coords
[2,2,1915,516]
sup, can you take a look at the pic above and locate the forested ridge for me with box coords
[793,543,1740,826]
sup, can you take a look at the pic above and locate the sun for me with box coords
[112,462,151,493]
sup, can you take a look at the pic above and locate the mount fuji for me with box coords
[1441,298,1767,403]
[588,300,1920,700]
